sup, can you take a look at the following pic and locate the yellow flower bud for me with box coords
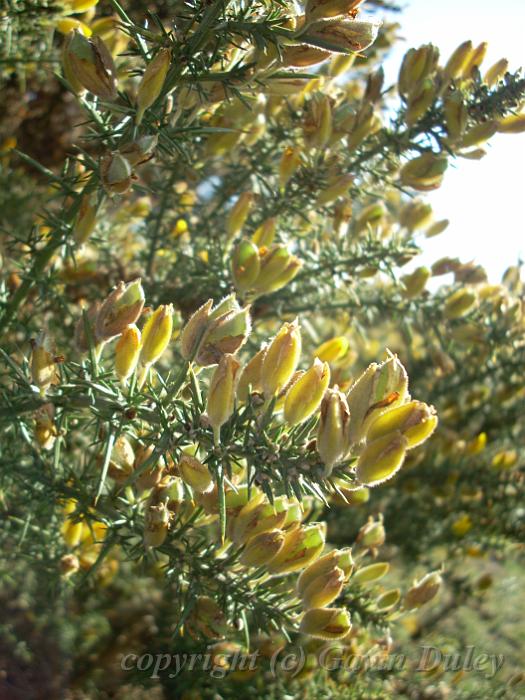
[443,92,468,141]
[459,120,498,149]
[397,44,439,98]
[34,404,58,450]
[231,497,288,544]
[180,299,213,360]
[186,596,230,639]
[404,571,442,608]
[114,324,141,382]
[305,0,365,22]
[376,588,401,611]
[462,41,487,77]
[198,299,252,366]
[95,279,145,342]
[401,267,431,298]
[73,192,99,244]
[107,435,135,482]
[406,78,436,126]
[314,336,349,363]
[140,304,174,366]
[136,48,171,124]
[443,40,473,81]
[399,200,433,232]
[497,112,525,134]
[226,192,254,242]
[252,217,277,247]
[426,219,449,237]
[346,354,409,445]
[301,567,345,609]
[279,147,302,192]
[30,331,58,395]
[299,607,351,640]
[355,432,408,486]
[239,530,285,567]
[251,245,302,296]
[316,174,353,205]
[231,239,261,292]
[400,153,448,191]
[366,400,438,449]
[100,152,133,195]
[144,501,170,547]
[206,354,241,431]
[317,387,351,474]
[352,561,389,584]
[356,516,385,548]
[443,288,477,319]
[261,320,302,397]
[178,454,214,494]
[284,358,330,425]
[355,202,386,232]
[483,58,509,87]
[267,523,325,575]
[331,483,370,506]
[63,30,117,100]
[237,345,267,401]
[281,43,331,68]
[303,94,333,150]
[301,19,380,54]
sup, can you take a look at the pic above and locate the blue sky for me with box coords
[376,0,525,281]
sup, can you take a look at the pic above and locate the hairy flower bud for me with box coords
[483,58,509,87]
[444,92,468,141]
[114,324,141,382]
[267,523,325,575]
[352,561,389,584]
[400,153,448,191]
[136,48,171,124]
[231,239,261,292]
[30,331,58,395]
[140,304,174,366]
[226,192,254,242]
[180,299,213,360]
[261,320,302,397]
[186,596,230,639]
[356,516,385,548]
[314,336,350,363]
[401,267,431,298]
[443,40,473,81]
[239,530,285,567]
[178,454,213,494]
[251,245,302,296]
[305,0,365,22]
[100,152,133,195]
[279,147,302,193]
[397,44,439,97]
[299,607,351,640]
[95,279,145,342]
[301,19,380,54]
[119,135,158,166]
[443,288,477,319]
[231,497,288,544]
[252,217,277,247]
[497,112,525,134]
[199,300,251,366]
[366,400,438,449]
[284,358,330,425]
[73,192,99,244]
[346,354,409,445]
[63,30,118,100]
[144,501,170,547]
[316,174,353,205]
[317,387,351,474]
[404,571,442,608]
[237,345,267,401]
[206,354,241,432]
[406,78,436,126]
[355,432,408,486]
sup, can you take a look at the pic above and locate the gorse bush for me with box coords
[0,0,524,698]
